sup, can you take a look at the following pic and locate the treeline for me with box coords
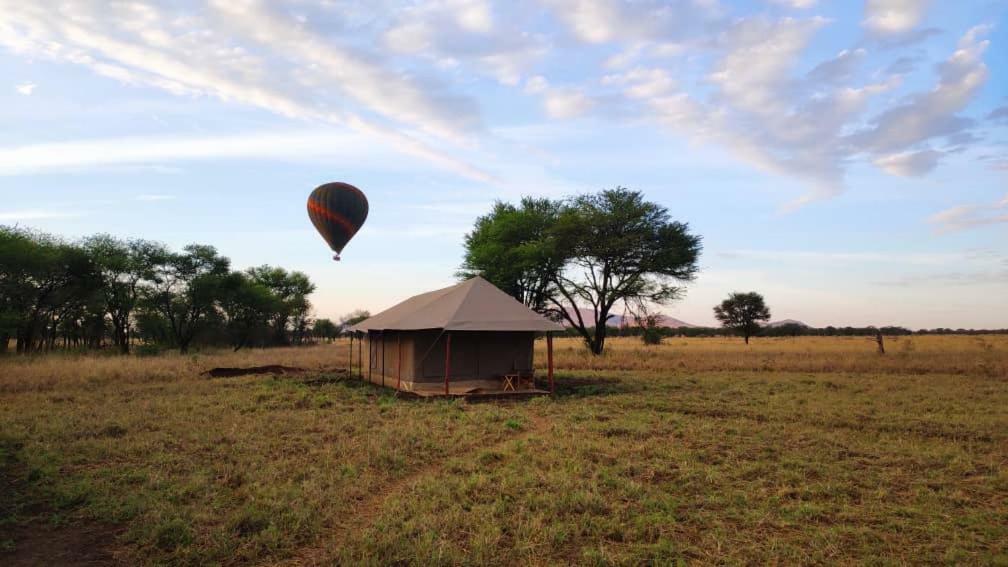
[558,324,1008,340]
[1,226,324,354]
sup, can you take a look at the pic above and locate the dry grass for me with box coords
[1,336,1006,565]
[550,334,1008,376]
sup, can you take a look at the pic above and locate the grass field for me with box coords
[1,335,1006,565]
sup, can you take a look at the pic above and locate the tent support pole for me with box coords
[381,331,386,387]
[348,333,353,378]
[367,332,372,384]
[397,333,402,391]
[357,332,362,381]
[444,332,452,396]
[547,332,554,394]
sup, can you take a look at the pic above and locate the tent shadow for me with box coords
[551,375,639,398]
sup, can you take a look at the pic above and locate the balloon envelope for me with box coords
[307,182,369,257]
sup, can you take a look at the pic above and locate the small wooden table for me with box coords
[502,373,518,391]
[502,372,535,391]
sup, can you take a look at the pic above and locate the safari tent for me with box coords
[348,276,563,397]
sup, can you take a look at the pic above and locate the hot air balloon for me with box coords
[307,182,369,261]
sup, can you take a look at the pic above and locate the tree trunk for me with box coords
[744,334,750,345]
[114,323,129,355]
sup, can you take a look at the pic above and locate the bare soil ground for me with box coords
[1,445,124,566]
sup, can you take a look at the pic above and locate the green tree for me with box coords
[551,189,701,354]
[142,244,231,353]
[312,318,339,343]
[0,227,101,353]
[338,310,370,332]
[219,272,280,351]
[247,266,316,346]
[83,235,166,354]
[461,188,702,355]
[459,197,562,314]
[713,292,771,345]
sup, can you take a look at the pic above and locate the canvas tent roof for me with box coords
[350,276,563,332]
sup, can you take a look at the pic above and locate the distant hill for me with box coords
[654,315,698,328]
[562,310,698,328]
[767,319,810,328]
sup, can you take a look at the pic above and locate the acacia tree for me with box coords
[549,189,701,354]
[247,266,316,346]
[83,235,166,353]
[142,244,231,353]
[713,292,771,344]
[0,227,101,353]
[338,309,370,334]
[218,272,279,351]
[312,318,339,343]
[459,197,563,314]
[461,188,702,355]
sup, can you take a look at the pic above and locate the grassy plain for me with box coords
[1,335,1006,565]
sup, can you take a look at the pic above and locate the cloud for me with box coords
[0,1,494,182]
[770,0,817,8]
[591,20,992,208]
[851,26,989,156]
[0,130,437,176]
[807,48,867,84]
[382,0,547,86]
[598,16,865,205]
[884,55,920,75]
[15,82,35,95]
[135,194,175,201]
[0,210,84,221]
[545,0,724,44]
[524,75,594,119]
[874,148,942,176]
[879,269,1008,287]
[929,195,1008,233]
[210,0,481,141]
[988,105,1008,123]
[543,91,594,119]
[0,0,997,213]
[717,248,976,266]
[770,0,818,6]
[863,0,931,35]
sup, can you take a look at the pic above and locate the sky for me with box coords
[1,0,1006,330]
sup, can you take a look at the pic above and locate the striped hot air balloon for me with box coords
[307,182,369,261]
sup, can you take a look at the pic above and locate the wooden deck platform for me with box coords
[357,373,550,399]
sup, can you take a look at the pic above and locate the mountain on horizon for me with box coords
[767,319,810,328]
[562,309,698,328]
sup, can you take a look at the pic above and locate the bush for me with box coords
[641,327,663,345]
[135,343,166,357]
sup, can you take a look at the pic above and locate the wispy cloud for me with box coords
[0,210,85,221]
[359,224,470,239]
[135,194,175,202]
[0,130,434,176]
[863,0,931,35]
[14,82,35,95]
[716,249,993,266]
[0,1,493,182]
[0,0,1000,214]
[929,194,1008,233]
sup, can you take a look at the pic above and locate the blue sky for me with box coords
[1,0,1006,329]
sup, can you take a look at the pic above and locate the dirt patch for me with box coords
[203,365,307,378]
[1,441,125,566]
[2,521,124,566]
